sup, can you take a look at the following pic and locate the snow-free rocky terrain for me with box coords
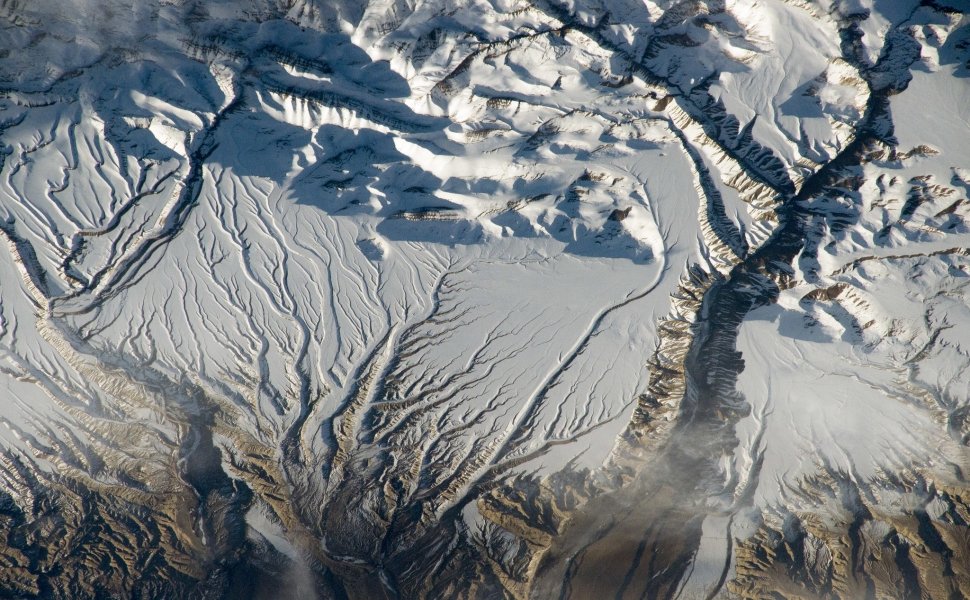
[0,0,968,598]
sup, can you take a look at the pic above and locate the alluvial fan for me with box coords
[0,0,968,598]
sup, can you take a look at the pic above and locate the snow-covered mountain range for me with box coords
[0,0,968,598]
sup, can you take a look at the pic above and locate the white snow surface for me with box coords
[0,0,969,593]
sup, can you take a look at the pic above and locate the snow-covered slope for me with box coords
[0,0,967,598]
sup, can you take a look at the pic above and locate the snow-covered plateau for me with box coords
[0,0,968,598]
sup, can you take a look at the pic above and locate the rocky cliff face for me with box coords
[0,0,968,598]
